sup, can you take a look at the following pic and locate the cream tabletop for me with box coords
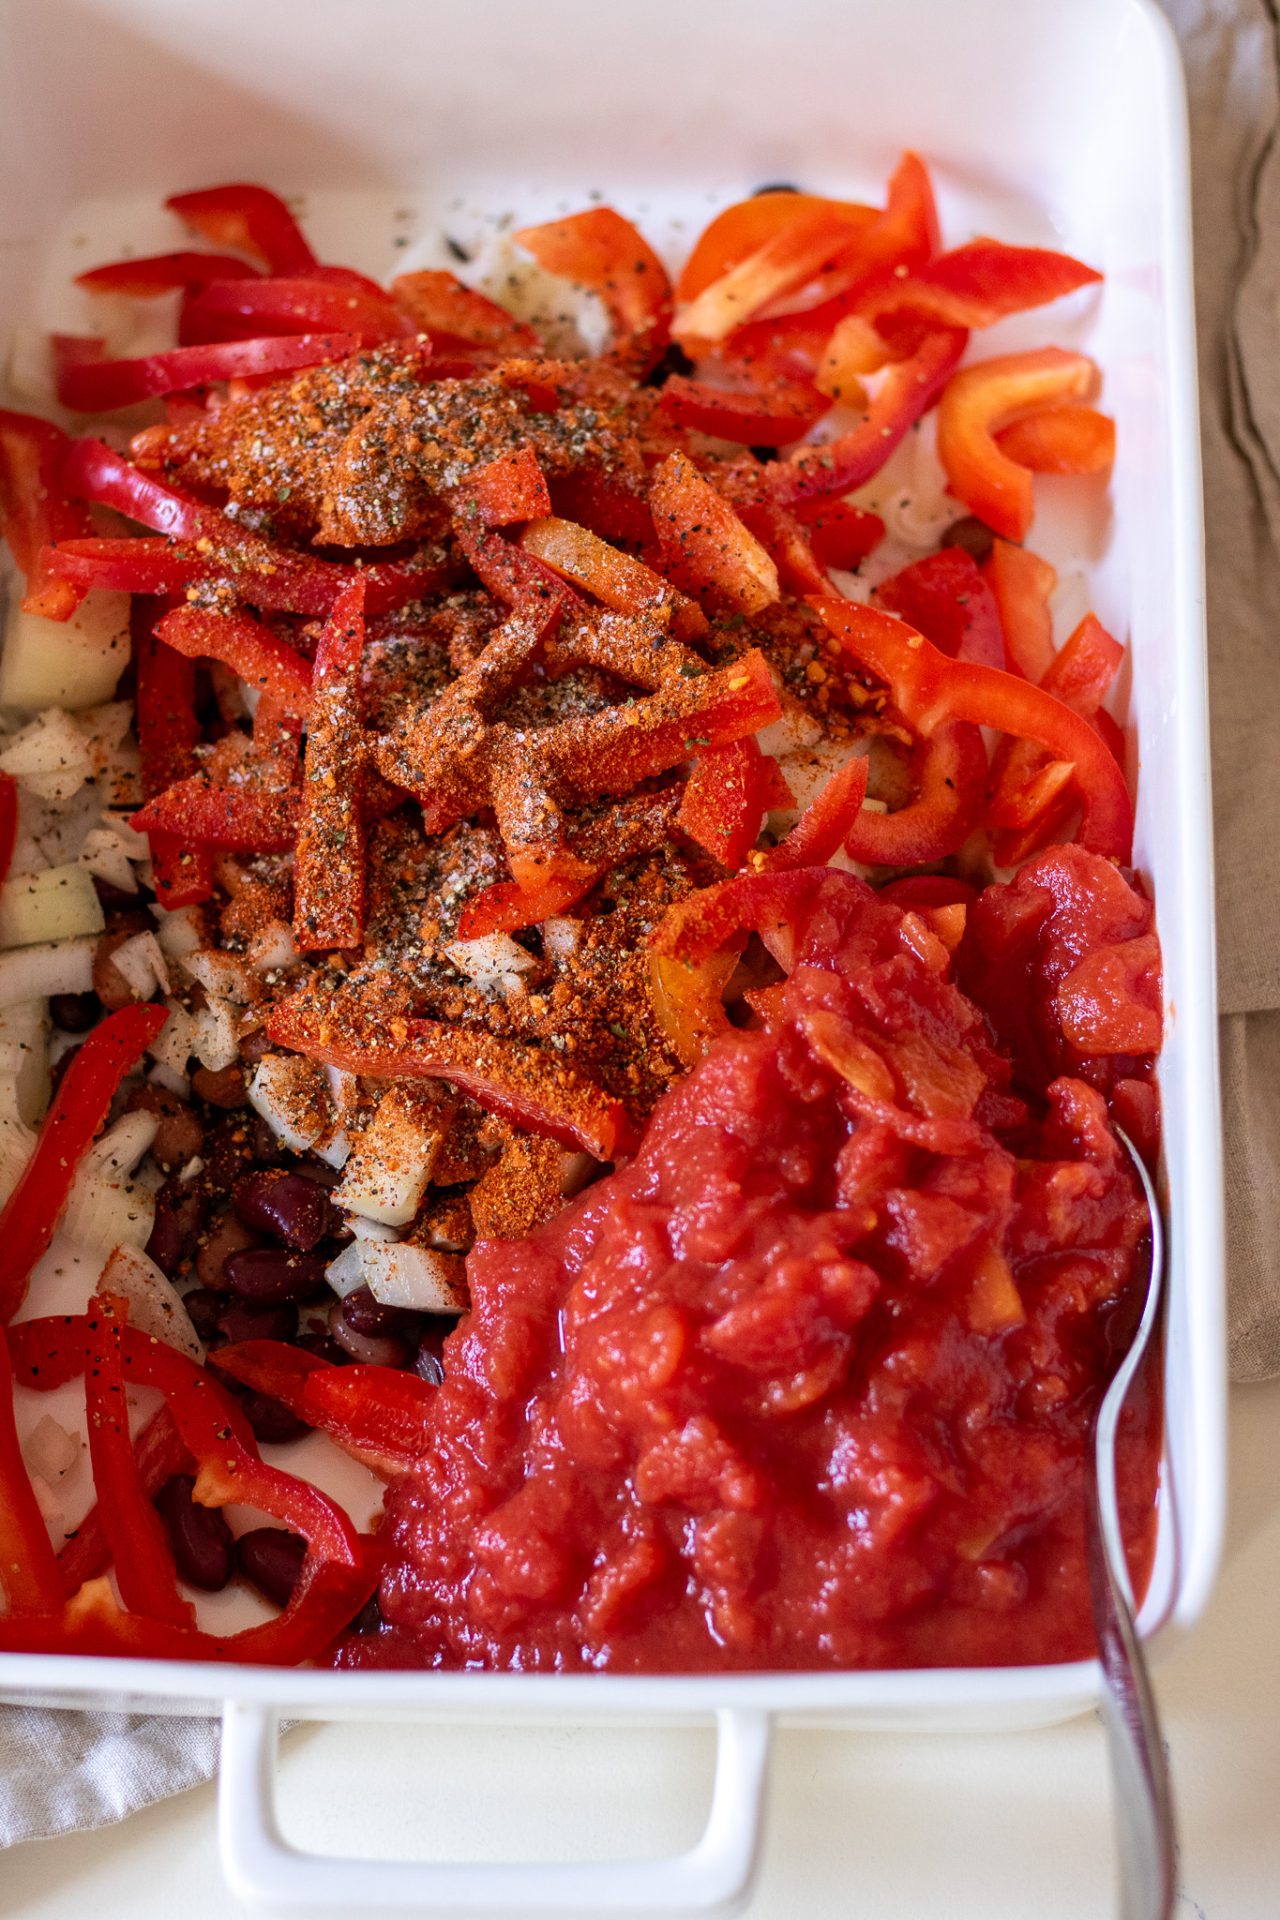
[0,1378,1273,1920]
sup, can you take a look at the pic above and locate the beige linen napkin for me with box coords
[0,0,1273,1853]
[1164,0,1280,1378]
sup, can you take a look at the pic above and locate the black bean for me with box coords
[414,1318,455,1387]
[752,180,801,195]
[233,1170,334,1252]
[238,1390,310,1445]
[224,1249,329,1306]
[153,1474,234,1592]
[296,1332,350,1366]
[940,517,997,566]
[641,341,695,389]
[236,1527,307,1608]
[217,1298,300,1346]
[182,1286,226,1346]
[49,991,101,1034]
[340,1285,422,1339]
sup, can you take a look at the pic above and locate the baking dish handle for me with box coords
[218,1699,772,1914]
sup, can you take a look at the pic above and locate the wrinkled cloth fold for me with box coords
[1,0,1276,1853]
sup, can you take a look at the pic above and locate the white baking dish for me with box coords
[0,0,1223,1909]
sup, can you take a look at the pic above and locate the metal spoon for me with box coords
[1086,1126,1177,1920]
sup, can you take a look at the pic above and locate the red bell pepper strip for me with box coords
[53,330,359,411]
[519,515,707,639]
[210,1342,436,1474]
[134,598,216,909]
[0,1328,62,1614]
[513,208,673,376]
[854,239,1102,336]
[83,1294,193,1626]
[456,869,600,940]
[131,780,293,853]
[657,372,831,446]
[675,204,873,347]
[647,949,738,1068]
[936,347,1100,541]
[547,469,655,546]
[0,1004,167,1323]
[649,451,780,615]
[293,579,368,951]
[792,498,884,570]
[0,772,18,891]
[761,753,870,870]
[850,720,987,868]
[156,605,313,717]
[876,547,1007,669]
[57,1406,190,1599]
[76,251,261,296]
[811,595,1133,860]
[675,192,876,308]
[165,183,318,275]
[769,327,967,506]
[179,276,408,350]
[983,538,1058,681]
[995,405,1116,475]
[678,737,783,870]
[988,613,1125,865]
[390,270,539,353]
[466,446,552,527]
[0,409,94,619]
[267,994,636,1161]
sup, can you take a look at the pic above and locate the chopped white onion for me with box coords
[107,930,170,1001]
[248,1052,334,1154]
[361,1240,467,1314]
[62,1172,155,1256]
[0,936,95,1007]
[182,948,258,1006]
[23,1413,79,1486]
[148,997,197,1086]
[193,997,240,1072]
[756,699,824,760]
[79,825,140,896]
[0,997,50,1126]
[97,1243,204,1363]
[84,1110,159,1181]
[0,709,94,802]
[324,1240,365,1298]
[540,916,582,961]
[246,918,300,976]
[0,864,105,950]
[0,1115,36,1207]
[444,932,536,998]
[150,902,209,960]
[335,1086,450,1227]
[0,590,131,713]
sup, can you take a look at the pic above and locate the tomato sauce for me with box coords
[346,859,1161,1673]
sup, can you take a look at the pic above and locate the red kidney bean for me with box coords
[224,1249,329,1306]
[236,1527,307,1608]
[217,1298,299,1346]
[203,1113,279,1194]
[153,1474,234,1592]
[196,1211,261,1290]
[295,1331,350,1366]
[49,991,101,1034]
[182,1287,225,1346]
[331,1314,410,1369]
[147,1178,205,1278]
[237,1389,310,1445]
[340,1285,422,1339]
[232,1170,334,1252]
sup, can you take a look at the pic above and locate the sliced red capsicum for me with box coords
[390,270,539,353]
[518,514,707,640]
[649,451,780,615]
[995,405,1116,476]
[847,720,987,867]
[983,537,1058,681]
[465,447,552,527]
[165,183,319,275]
[0,409,94,619]
[0,771,18,891]
[57,1406,190,1598]
[293,579,368,952]
[76,251,262,296]
[134,598,216,908]
[156,605,313,718]
[210,1341,437,1477]
[677,736,791,870]
[811,594,1134,860]
[0,1004,167,1323]
[792,497,885,570]
[53,329,359,412]
[854,238,1101,336]
[179,276,408,350]
[876,547,1007,669]
[768,326,967,506]
[761,752,870,870]
[935,347,1100,541]
[513,207,673,376]
[675,191,875,311]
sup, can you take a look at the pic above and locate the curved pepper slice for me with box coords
[848,720,987,867]
[995,405,1116,476]
[677,736,790,870]
[853,239,1101,337]
[165,183,318,275]
[761,753,870,870]
[936,347,1099,541]
[513,208,672,376]
[390,270,539,353]
[179,276,408,349]
[519,515,707,640]
[156,605,313,718]
[210,1342,436,1477]
[983,538,1058,682]
[0,1004,167,1323]
[0,409,94,619]
[53,330,359,411]
[76,250,261,296]
[649,451,779,615]
[811,595,1133,860]
[56,1406,190,1598]
[674,191,876,309]
[656,373,831,447]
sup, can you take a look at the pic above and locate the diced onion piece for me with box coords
[0,936,95,1007]
[151,902,210,960]
[193,997,239,1072]
[0,1115,36,1207]
[246,918,300,976]
[360,1240,467,1314]
[98,1243,205,1362]
[79,826,139,896]
[84,1110,159,1181]
[182,948,258,1005]
[0,591,132,712]
[444,932,536,998]
[23,1412,79,1486]
[248,1052,335,1154]
[540,916,582,961]
[324,1240,365,1299]
[335,1086,452,1227]
[756,697,823,760]
[0,997,50,1125]
[63,1132,156,1252]
[106,930,170,1001]
[0,709,93,802]
[147,997,197,1088]
[0,864,104,950]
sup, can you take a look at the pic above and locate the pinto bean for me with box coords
[92,930,144,1011]
[146,1177,205,1278]
[153,1474,234,1591]
[232,1169,334,1251]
